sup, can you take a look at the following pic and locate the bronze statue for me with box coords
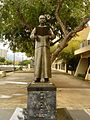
[30,15,55,82]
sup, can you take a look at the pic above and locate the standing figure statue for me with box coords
[30,15,55,82]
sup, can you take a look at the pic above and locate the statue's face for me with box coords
[39,15,46,24]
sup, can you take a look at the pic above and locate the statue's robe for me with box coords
[30,26,55,79]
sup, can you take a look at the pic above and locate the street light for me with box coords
[12,40,16,72]
[13,52,15,71]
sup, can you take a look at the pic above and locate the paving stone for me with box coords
[69,109,90,120]
[0,109,14,120]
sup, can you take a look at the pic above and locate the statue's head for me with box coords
[39,15,46,24]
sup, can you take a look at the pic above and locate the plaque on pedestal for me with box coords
[27,83,56,120]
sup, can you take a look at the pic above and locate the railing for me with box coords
[80,40,90,48]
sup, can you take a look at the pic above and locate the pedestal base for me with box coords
[0,108,90,120]
[27,82,56,120]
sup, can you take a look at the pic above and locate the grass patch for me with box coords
[77,74,86,78]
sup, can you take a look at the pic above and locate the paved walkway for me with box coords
[52,70,90,88]
[0,70,90,110]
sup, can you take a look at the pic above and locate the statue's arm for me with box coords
[49,28,56,40]
[30,28,36,40]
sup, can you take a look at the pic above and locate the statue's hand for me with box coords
[35,36,40,41]
[48,35,52,39]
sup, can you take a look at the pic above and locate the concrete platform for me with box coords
[0,109,14,120]
[0,108,90,120]
[57,108,90,120]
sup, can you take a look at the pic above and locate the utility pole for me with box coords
[13,52,15,71]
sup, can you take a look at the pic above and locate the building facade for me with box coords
[52,59,66,72]
[74,28,90,80]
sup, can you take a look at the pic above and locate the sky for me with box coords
[0,42,28,61]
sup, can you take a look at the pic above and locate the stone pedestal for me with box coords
[27,83,56,120]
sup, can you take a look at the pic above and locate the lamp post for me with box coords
[13,52,15,71]
[12,40,16,72]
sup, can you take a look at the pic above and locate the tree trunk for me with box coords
[51,0,90,63]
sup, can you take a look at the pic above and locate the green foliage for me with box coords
[0,0,90,57]
[58,50,80,71]
[77,74,86,78]
[19,59,31,66]
[0,57,13,64]
[60,51,74,61]
[57,38,81,71]
[5,60,13,65]
[60,0,90,30]
[58,33,85,61]
[58,40,78,61]
[0,57,5,63]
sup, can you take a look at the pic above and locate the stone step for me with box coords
[0,109,14,120]
[0,108,90,120]
[69,109,90,120]
[57,108,90,120]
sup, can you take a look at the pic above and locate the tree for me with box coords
[51,0,90,62]
[59,51,80,73]
[19,60,31,66]
[0,56,5,64]
[56,25,89,72]
[5,60,13,65]
[0,0,90,61]
[0,57,13,64]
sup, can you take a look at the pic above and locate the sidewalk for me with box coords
[52,70,90,88]
[0,71,90,119]
[0,71,90,109]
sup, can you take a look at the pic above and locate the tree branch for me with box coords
[51,40,68,62]
[16,7,33,31]
[55,0,68,36]
[51,14,90,62]
[66,14,90,42]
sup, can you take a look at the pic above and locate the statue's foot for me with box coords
[35,78,40,82]
[44,78,49,82]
